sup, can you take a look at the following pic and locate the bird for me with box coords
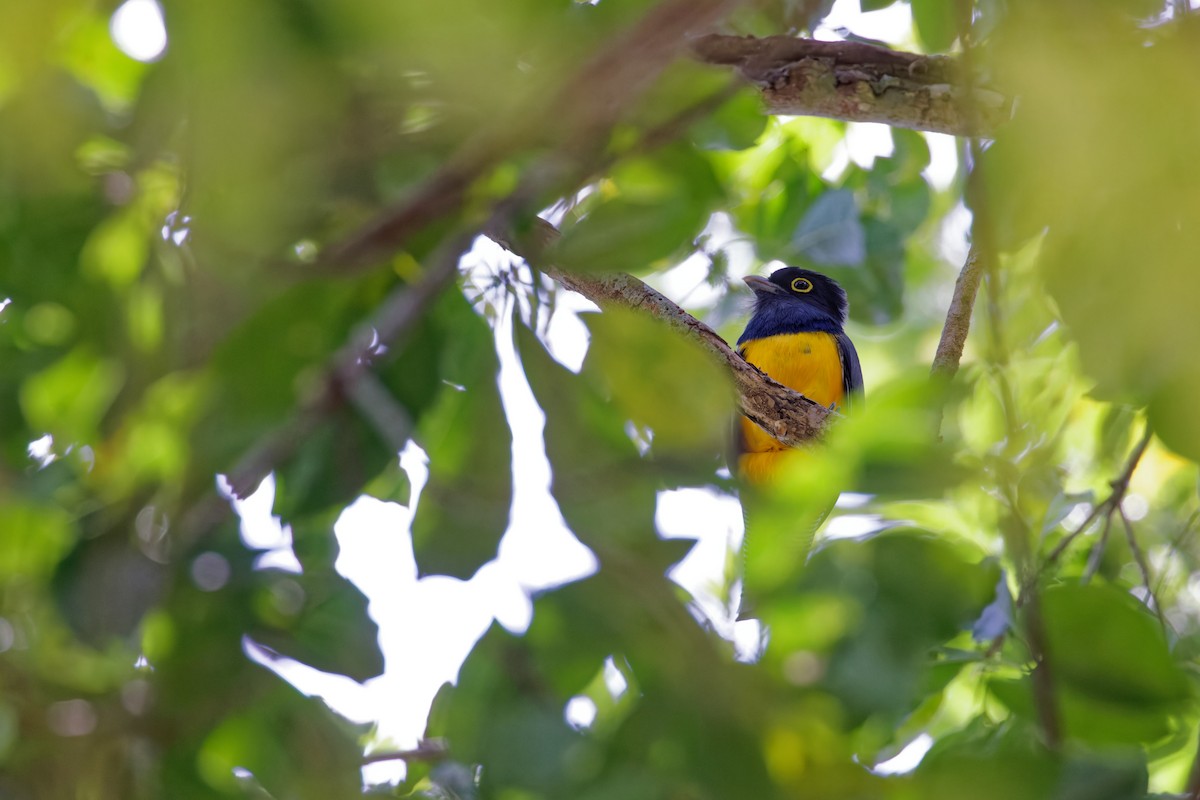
[736,266,863,483]
[735,267,863,621]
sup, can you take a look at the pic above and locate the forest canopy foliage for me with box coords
[3,0,1200,797]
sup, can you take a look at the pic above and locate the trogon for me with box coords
[735,267,863,619]
[736,266,863,483]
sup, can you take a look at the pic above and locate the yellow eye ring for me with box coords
[791,277,813,293]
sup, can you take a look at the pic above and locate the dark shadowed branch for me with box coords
[315,0,741,272]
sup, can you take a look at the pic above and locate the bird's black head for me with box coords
[743,266,849,327]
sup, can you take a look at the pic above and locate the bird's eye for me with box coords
[791,277,813,293]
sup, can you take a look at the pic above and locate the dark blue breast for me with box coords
[738,301,842,344]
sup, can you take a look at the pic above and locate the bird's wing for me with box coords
[835,332,864,411]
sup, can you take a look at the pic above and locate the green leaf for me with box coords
[833,216,906,324]
[0,501,77,579]
[793,189,866,266]
[272,409,396,522]
[988,584,1191,745]
[914,719,1062,800]
[584,308,734,458]
[196,278,365,468]
[989,677,1181,746]
[53,532,169,644]
[19,347,124,444]
[551,145,720,275]
[689,88,768,151]
[761,530,999,725]
[911,0,959,52]
[1041,584,1189,706]
[552,196,704,273]
[516,323,656,552]
[410,294,512,579]
[79,211,150,288]
[251,563,384,682]
[196,683,366,799]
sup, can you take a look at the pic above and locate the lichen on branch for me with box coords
[691,34,1010,136]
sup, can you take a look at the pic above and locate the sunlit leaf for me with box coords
[20,347,124,445]
[584,308,734,457]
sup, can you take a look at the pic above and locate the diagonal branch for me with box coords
[315,0,741,272]
[487,216,833,447]
[691,34,1011,136]
[179,0,752,544]
[1043,424,1153,567]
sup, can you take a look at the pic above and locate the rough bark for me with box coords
[691,34,1010,136]
[487,218,834,448]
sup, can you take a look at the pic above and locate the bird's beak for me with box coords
[743,275,784,294]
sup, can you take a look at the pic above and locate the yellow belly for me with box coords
[738,332,844,483]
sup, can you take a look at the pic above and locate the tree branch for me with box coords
[931,246,984,378]
[363,740,448,765]
[487,216,833,447]
[315,0,741,271]
[179,0,751,544]
[691,34,1010,136]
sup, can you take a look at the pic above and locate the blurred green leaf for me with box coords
[913,719,1062,800]
[251,564,384,682]
[79,211,149,287]
[552,196,705,273]
[1041,583,1189,707]
[0,501,77,579]
[517,322,664,556]
[552,145,721,275]
[911,0,959,52]
[584,308,733,458]
[410,294,512,579]
[989,584,1191,746]
[689,88,769,152]
[770,531,998,725]
[20,347,124,445]
[53,530,169,643]
[196,683,366,799]
[985,12,1200,458]
[793,189,866,267]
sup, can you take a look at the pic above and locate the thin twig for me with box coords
[952,0,1060,750]
[1081,513,1113,584]
[1152,509,1200,601]
[178,229,473,545]
[931,246,984,378]
[363,740,449,765]
[1044,424,1153,567]
[1120,508,1168,633]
